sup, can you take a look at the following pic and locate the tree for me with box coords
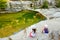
[0,0,7,11]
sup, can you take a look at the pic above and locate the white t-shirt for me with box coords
[31,32,36,37]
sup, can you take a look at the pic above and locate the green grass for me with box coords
[0,10,46,38]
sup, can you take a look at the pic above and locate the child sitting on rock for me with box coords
[29,28,36,38]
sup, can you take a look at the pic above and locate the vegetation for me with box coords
[55,0,60,8]
[40,0,49,9]
[0,0,7,11]
[0,10,46,38]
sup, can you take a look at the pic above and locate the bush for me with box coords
[55,0,60,8]
[40,0,49,9]
[0,0,7,11]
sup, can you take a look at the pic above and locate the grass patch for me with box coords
[0,10,46,38]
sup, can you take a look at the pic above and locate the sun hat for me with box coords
[44,24,48,28]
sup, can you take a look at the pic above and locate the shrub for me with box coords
[0,0,7,11]
[55,0,60,8]
[40,0,49,9]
